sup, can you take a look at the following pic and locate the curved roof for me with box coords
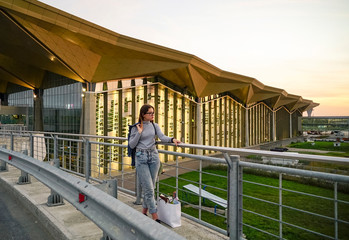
[0,0,319,112]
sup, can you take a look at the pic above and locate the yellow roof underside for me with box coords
[0,0,318,111]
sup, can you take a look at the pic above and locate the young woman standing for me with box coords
[128,104,181,222]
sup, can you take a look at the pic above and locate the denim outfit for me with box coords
[135,148,160,213]
[128,121,172,214]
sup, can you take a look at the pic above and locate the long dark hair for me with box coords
[138,104,154,123]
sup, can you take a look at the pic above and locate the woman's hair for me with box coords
[138,104,154,123]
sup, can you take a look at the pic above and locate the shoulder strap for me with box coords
[152,122,157,136]
[130,122,140,128]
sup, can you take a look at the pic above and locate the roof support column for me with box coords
[196,99,202,155]
[80,84,86,135]
[181,96,185,151]
[272,111,276,141]
[245,108,249,147]
[83,83,95,135]
[33,88,44,131]
[0,93,8,106]
[208,101,212,147]
[290,113,292,138]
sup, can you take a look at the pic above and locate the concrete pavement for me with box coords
[0,185,54,240]
[0,165,228,240]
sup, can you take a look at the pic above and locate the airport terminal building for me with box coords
[0,0,318,157]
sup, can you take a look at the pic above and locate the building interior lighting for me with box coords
[33,88,39,99]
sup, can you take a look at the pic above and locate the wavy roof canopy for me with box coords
[0,0,318,112]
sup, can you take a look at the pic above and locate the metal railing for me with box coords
[0,124,27,132]
[0,145,184,240]
[1,130,349,240]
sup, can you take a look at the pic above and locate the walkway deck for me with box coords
[0,165,228,240]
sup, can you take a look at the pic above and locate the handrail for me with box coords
[0,130,127,141]
[239,161,349,183]
[2,129,348,164]
[159,142,349,164]
[0,147,185,240]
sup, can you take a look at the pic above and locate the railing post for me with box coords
[77,141,81,173]
[0,144,8,171]
[62,140,66,169]
[97,179,118,240]
[17,149,31,184]
[108,146,112,177]
[238,161,243,237]
[94,178,118,240]
[157,171,160,201]
[10,132,14,150]
[224,153,241,240]
[29,133,34,157]
[121,144,124,189]
[84,138,91,183]
[334,182,338,240]
[279,173,283,239]
[95,179,118,199]
[53,135,59,167]
[69,141,72,171]
[199,159,202,220]
[47,135,64,206]
[176,156,179,198]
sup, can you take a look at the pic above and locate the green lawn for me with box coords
[288,141,349,157]
[159,167,349,240]
[287,141,349,172]
[297,151,349,158]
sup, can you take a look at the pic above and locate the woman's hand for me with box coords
[172,138,181,146]
[136,122,143,134]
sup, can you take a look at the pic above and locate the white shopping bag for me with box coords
[157,198,181,228]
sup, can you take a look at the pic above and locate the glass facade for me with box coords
[8,90,33,107]
[4,89,33,125]
[302,117,349,132]
[43,82,82,133]
[5,72,83,133]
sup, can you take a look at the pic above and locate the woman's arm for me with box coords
[155,123,181,145]
[128,126,141,149]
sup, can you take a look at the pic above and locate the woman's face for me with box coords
[142,107,155,121]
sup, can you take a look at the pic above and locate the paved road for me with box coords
[0,187,54,240]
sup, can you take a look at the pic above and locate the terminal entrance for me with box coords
[302,116,349,139]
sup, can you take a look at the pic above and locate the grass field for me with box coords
[287,141,349,173]
[159,167,349,240]
[288,141,349,158]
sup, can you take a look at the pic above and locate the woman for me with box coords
[128,104,181,223]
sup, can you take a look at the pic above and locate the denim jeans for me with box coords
[136,148,160,214]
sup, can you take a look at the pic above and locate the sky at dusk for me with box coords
[40,0,349,116]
